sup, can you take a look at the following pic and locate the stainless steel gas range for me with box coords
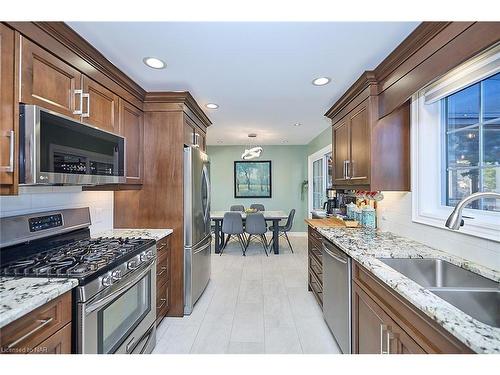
[0,208,157,354]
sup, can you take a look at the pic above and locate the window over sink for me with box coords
[412,43,500,242]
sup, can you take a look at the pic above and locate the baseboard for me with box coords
[284,231,307,237]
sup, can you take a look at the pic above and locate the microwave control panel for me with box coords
[28,214,63,232]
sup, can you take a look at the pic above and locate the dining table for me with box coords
[210,210,289,254]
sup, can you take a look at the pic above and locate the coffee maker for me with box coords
[322,188,338,215]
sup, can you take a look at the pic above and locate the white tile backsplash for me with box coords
[0,186,113,236]
[377,192,500,270]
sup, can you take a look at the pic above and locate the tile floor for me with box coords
[153,235,341,354]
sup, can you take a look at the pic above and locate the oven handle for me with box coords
[85,260,154,314]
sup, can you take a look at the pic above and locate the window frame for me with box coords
[411,92,500,242]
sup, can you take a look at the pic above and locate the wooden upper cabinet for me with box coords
[348,103,370,185]
[0,24,18,195]
[333,120,349,185]
[82,76,119,133]
[20,36,82,118]
[119,99,144,184]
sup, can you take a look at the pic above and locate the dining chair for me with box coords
[244,213,269,256]
[220,212,246,256]
[230,205,245,212]
[250,204,265,211]
[268,209,296,253]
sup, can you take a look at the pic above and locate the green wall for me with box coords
[207,145,308,231]
[307,126,332,156]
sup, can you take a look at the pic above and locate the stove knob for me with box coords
[111,270,122,281]
[127,260,140,270]
[146,250,154,260]
[140,252,148,262]
[102,274,113,287]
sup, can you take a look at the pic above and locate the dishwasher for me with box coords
[322,239,352,354]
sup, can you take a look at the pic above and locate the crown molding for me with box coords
[324,71,377,118]
[144,91,212,127]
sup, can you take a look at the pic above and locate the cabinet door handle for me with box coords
[157,266,167,277]
[0,130,15,172]
[193,133,200,148]
[82,93,90,118]
[157,298,167,310]
[7,317,54,349]
[343,160,347,179]
[73,89,83,115]
[380,324,389,354]
[345,160,351,179]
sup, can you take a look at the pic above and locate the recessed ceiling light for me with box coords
[293,122,302,127]
[206,103,219,109]
[312,77,331,86]
[217,140,223,144]
[143,57,166,69]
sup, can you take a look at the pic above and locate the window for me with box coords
[308,145,333,213]
[443,73,500,212]
[412,43,500,242]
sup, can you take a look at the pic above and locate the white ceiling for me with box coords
[68,22,418,145]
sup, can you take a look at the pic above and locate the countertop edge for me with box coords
[94,228,173,241]
[316,227,500,354]
[0,278,78,329]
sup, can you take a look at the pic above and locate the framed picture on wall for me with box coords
[234,160,272,198]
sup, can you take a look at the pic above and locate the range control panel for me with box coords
[28,214,63,232]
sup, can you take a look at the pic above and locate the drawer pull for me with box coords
[157,298,167,310]
[7,317,54,349]
[157,266,167,277]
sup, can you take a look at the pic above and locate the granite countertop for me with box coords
[94,228,173,241]
[0,278,78,329]
[316,227,500,353]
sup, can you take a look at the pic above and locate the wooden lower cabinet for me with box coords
[156,235,171,324]
[352,261,473,354]
[307,226,323,307]
[0,292,72,354]
[29,323,72,354]
[353,282,424,354]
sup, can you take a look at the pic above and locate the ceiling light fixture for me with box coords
[312,77,331,86]
[206,103,219,109]
[143,57,166,69]
[241,134,263,160]
[293,123,302,127]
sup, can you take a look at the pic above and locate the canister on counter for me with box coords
[346,202,357,219]
[362,206,376,228]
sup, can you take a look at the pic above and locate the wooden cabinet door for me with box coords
[348,103,370,185]
[333,120,349,185]
[352,283,388,354]
[0,24,17,195]
[353,283,425,354]
[388,323,426,354]
[82,76,119,133]
[20,36,82,118]
[29,324,71,354]
[119,99,143,184]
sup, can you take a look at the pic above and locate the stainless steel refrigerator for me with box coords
[184,146,212,315]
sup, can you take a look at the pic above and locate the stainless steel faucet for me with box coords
[445,191,500,230]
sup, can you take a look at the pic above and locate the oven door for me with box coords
[78,262,156,354]
[20,104,125,185]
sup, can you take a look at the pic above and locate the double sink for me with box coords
[378,258,499,328]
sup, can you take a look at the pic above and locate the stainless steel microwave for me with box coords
[19,105,126,185]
